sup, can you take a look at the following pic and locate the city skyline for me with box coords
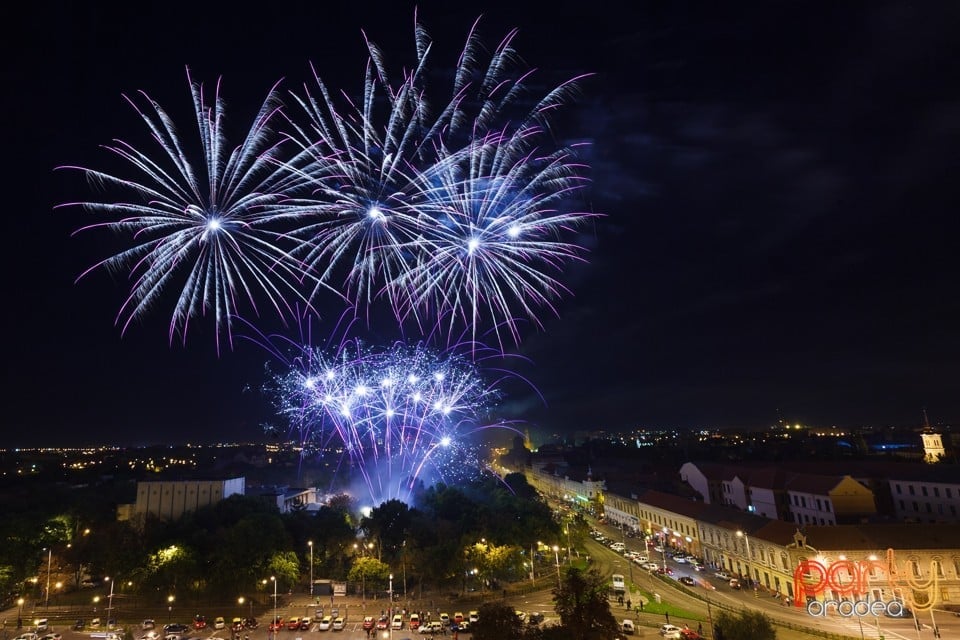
[5,1,960,447]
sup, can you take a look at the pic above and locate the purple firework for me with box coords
[267,339,515,504]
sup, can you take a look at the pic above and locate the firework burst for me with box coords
[283,15,598,346]
[57,69,322,352]
[267,338,515,504]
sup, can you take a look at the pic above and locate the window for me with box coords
[934,560,944,578]
[825,501,832,512]
[896,484,902,494]
[927,503,933,513]
[801,497,808,508]
[909,486,916,496]
[947,488,953,498]
[922,486,929,497]
[911,560,921,577]
[899,500,905,510]
[914,502,919,512]
[934,487,940,497]
[817,499,823,510]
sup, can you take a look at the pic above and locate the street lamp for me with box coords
[17,597,24,628]
[308,541,314,596]
[44,548,52,608]
[552,545,561,588]
[660,527,669,570]
[388,574,393,608]
[167,595,175,624]
[271,576,278,634]
[736,531,756,595]
[105,576,115,620]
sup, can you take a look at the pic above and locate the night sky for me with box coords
[5,1,960,447]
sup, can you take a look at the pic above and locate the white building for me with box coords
[133,477,245,521]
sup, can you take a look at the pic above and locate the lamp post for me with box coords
[552,546,561,588]
[619,524,634,583]
[308,541,314,596]
[105,576,115,620]
[736,531,756,595]
[167,595,175,624]
[660,528,669,571]
[529,544,536,583]
[565,527,572,564]
[388,574,393,607]
[45,548,52,608]
[17,597,24,628]
[270,576,278,634]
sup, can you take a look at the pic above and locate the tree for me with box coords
[553,567,619,640]
[714,610,776,640]
[471,602,525,640]
[347,556,390,597]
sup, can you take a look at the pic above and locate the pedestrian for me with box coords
[626,599,632,611]
[665,612,670,624]
[697,623,703,635]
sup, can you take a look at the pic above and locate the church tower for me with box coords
[920,408,945,463]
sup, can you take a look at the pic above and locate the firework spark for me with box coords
[57,69,323,352]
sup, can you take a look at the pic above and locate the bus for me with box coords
[612,573,626,594]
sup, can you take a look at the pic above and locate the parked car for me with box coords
[317,616,332,631]
[468,611,479,624]
[164,624,190,634]
[362,617,375,631]
[213,617,225,630]
[268,617,284,632]
[286,617,301,631]
[331,617,344,631]
[660,623,682,636]
[141,621,156,631]
[376,616,389,630]
[231,618,244,633]
[408,614,420,630]
[621,619,636,635]
[391,615,403,630]
[528,612,544,625]
[243,619,258,630]
[419,622,443,635]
